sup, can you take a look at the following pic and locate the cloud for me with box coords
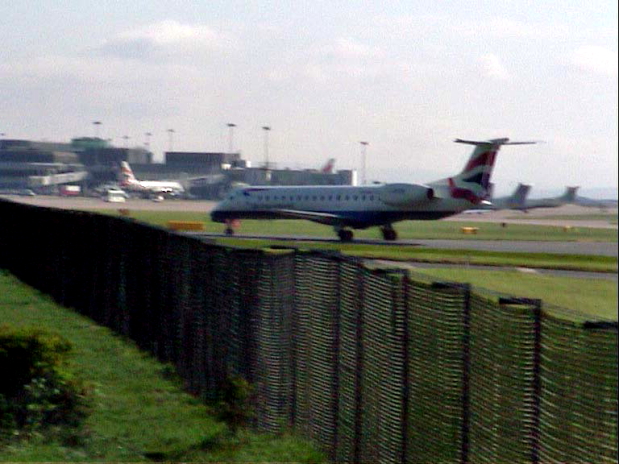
[0,54,200,84]
[455,17,566,39]
[313,37,384,61]
[96,20,234,60]
[570,46,618,76]
[479,54,510,80]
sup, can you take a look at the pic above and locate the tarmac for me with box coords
[3,195,617,230]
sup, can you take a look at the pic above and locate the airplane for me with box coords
[118,161,185,198]
[211,137,537,241]
[520,186,579,210]
[573,195,616,210]
[485,182,532,211]
[320,158,336,174]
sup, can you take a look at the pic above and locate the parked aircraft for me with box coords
[211,138,537,241]
[521,186,579,210]
[573,195,616,210]
[485,183,532,211]
[118,161,185,198]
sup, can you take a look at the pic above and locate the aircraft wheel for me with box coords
[381,227,398,241]
[225,227,235,236]
[338,229,354,242]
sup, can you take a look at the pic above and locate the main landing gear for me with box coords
[337,228,354,242]
[380,225,398,241]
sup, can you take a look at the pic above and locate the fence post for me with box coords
[499,297,542,464]
[432,282,471,464]
[353,266,365,464]
[401,276,410,464]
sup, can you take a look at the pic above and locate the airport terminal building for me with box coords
[0,137,355,198]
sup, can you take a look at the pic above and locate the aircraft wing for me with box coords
[273,209,347,227]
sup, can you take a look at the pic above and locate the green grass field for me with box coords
[217,238,617,273]
[506,213,618,224]
[99,209,618,242]
[93,209,618,272]
[0,271,325,462]
[403,267,617,321]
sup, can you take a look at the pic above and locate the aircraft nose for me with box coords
[210,201,228,223]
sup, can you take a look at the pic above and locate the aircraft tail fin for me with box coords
[512,183,532,206]
[119,161,138,186]
[445,138,538,204]
[320,158,336,174]
[561,186,579,203]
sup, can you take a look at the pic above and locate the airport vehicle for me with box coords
[118,161,185,198]
[103,188,128,203]
[486,183,532,211]
[211,138,536,241]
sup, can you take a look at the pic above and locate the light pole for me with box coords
[227,123,236,154]
[360,141,369,185]
[262,126,271,168]
[167,129,175,152]
[93,121,102,138]
[144,132,152,149]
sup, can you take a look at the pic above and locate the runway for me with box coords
[4,194,617,259]
[193,232,618,257]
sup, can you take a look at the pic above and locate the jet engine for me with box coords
[379,183,435,206]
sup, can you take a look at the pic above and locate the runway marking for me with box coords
[517,267,539,274]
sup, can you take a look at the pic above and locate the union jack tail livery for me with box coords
[444,138,537,204]
[320,158,336,174]
[119,161,140,188]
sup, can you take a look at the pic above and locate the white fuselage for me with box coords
[211,182,471,229]
[123,179,184,194]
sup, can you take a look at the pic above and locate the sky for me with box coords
[1,0,617,197]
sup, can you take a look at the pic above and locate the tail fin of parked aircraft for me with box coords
[512,183,532,207]
[561,186,579,203]
[443,138,537,204]
[119,161,138,187]
[320,158,336,174]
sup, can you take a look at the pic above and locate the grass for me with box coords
[92,209,618,272]
[403,267,618,321]
[216,238,617,273]
[506,213,618,224]
[97,209,618,242]
[0,271,325,462]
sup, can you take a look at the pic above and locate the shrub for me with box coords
[0,325,90,443]
[215,375,255,435]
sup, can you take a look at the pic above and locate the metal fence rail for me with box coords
[0,198,616,464]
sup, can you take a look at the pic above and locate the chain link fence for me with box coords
[0,199,616,463]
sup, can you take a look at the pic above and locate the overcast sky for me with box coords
[1,0,617,196]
